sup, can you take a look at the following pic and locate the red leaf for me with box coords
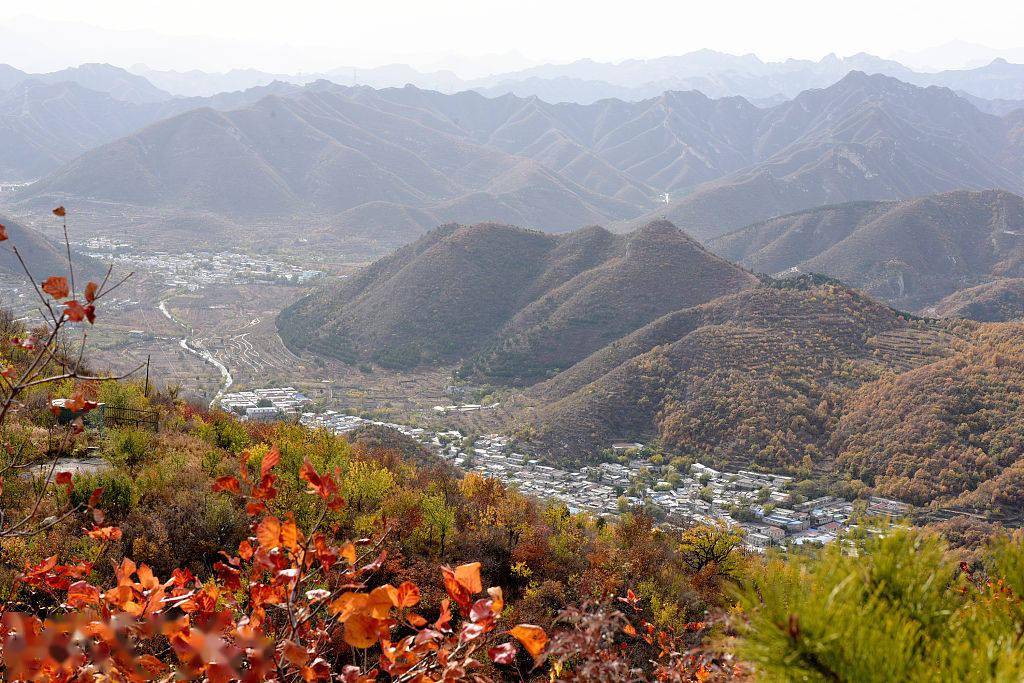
[66,580,101,608]
[52,206,66,217]
[87,487,104,508]
[84,281,98,303]
[0,223,7,241]
[488,642,518,665]
[212,476,241,494]
[63,300,95,324]
[41,276,69,300]
[260,445,280,479]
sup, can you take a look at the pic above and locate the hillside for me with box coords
[710,190,1024,312]
[0,213,99,282]
[517,278,1024,510]
[278,220,755,374]
[931,278,1024,321]
[521,281,927,467]
[832,323,1024,513]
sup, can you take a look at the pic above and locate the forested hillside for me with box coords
[279,220,755,376]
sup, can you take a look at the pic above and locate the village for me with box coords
[291,404,900,551]
[82,237,323,290]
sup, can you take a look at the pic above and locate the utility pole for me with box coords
[144,355,151,397]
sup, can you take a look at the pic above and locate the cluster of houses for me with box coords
[292,409,879,550]
[431,402,500,414]
[82,238,322,290]
[219,387,310,420]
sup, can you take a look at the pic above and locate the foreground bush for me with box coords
[735,527,1024,681]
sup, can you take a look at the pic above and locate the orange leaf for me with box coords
[84,281,98,303]
[52,206,66,217]
[343,613,381,648]
[282,639,309,666]
[455,562,482,593]
[340,541,356,565]
[442,566,472,611]
[367,585,398,618]
[509,624,548,659]
[328,592,369,621]
[488,586,504,614]
[280,518,300,551]
[256,516,281,549]
[41,276,69,299]
[396,581,420,608]
[0,223,7,241]
[86,525,122,541]
[212,476,241,494]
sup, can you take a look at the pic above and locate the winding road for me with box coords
[159,299,233,406]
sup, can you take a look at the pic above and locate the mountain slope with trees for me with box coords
[278,220,755,373]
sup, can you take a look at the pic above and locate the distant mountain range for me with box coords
[122,51,1024,104]
[10,72,1023,251]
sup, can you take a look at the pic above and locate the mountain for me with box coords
[16,73,1024,249]
[711,190,1024,312]
[931,279,1024,321]
[515,276,1024,512]
[0,64,26,90]
[0,79,307,181]
[918,59,1024,100]
[956,92,1024,116]
[20,86,639,237]
[0,213,99,282]
[22,63,171,103]
[0,81,163,181]
[277,220,755,376]
[130,65,308,98]
[637,73,1024,240]
[470,51,918,103]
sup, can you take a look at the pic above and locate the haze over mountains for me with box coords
[7,69,1024,252]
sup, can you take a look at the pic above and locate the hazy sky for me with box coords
[3,0,1024,74]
